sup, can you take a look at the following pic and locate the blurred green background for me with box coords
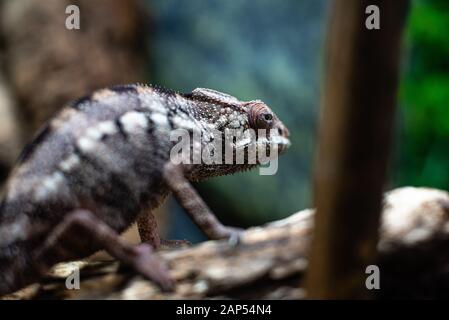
[143,0,449,240]
[393,0,449,190]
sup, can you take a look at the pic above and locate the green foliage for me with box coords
[395,0,449,189]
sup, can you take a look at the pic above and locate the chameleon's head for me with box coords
[181,88,290,178]
[243,100,291,155]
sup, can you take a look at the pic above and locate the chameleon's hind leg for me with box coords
[137,209,190,249]
[163,162,243,241]
[34,209,174,291]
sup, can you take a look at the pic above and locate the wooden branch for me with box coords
[3,187,449,300]
[309,0,410,298]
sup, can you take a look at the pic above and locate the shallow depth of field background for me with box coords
[146,0,327,241]
[0,0,446,243]
[143,0,449,241]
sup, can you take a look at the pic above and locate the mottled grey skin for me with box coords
[0,84,290,294]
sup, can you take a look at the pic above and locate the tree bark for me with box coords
[3,187,449,300]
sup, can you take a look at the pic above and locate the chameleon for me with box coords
[0,84,290,295]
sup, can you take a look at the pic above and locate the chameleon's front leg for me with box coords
[137,209,191,249]
[34,209,174,291]
[163,162,243,241]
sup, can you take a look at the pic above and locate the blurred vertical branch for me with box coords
[307,0,409,298]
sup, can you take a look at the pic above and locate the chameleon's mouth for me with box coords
[270,135,291,154]
[233,132,291,157]
[272,121,290,154]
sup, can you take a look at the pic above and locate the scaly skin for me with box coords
[0,84,290,295]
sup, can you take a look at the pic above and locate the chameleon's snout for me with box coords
[278,124,290,140]
[273,122,291,154]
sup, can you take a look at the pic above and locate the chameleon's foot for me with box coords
[160,239,191,249]
[222,227,244,247]
[130,243,174,292]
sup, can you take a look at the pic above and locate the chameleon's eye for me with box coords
[256,112,273,128]
[263,113,273,121]
[248,102,274,129]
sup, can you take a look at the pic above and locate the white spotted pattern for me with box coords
[77,136,97,153]
[97,121,118,135]
[120,111,149,133]
[150,113,169,127]
[34,172,65,200]
[59,154,81,172]
[77,120,119,153]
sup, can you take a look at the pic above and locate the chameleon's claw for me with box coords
[224,227,244,247]
[131,244,174,292]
